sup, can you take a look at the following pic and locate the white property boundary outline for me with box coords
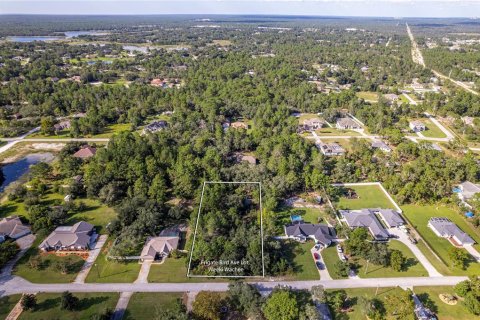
[187,181,265,278]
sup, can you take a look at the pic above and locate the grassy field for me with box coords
[316,128,361,136]
[321,246,347,279]
[125,293,184,320]
[274,206,330,230]
[148,256,228,283]
[0,294,21,319]
[30,123,132,139]
[402,204,480,276]
[422,119,447,138]
[326,287,405,320]
[334,184,396,210]
[356,91,379,102]
[13,236,85,283]
[18,293,119,320]
[85,241,141,283]
[356,240,428,278]
[414,286,473,320]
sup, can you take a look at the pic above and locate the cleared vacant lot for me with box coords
[421,119,447,138]
[125,292,184,320]
[402,204,480,276]
[334,184,396,210]
[18,293,119,320]
[414,286,474,320]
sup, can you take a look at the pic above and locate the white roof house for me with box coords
[457,181,480,201]
[339,209,390,240]
[336,117,362,130]
[428,217,475,246]
[318,142,345,156]
[409,120,426,132]
[371,140,392,153]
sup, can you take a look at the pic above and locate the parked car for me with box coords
[340,254,347,262]
[313,252,320,260]
[336,245,343,253]
[316,261,324,270]
[409,237,417,244]
[314,244,322,250]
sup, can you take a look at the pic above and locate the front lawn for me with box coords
[334,184,397,210]
[18,293,119,320]
[402,204,480,276]
[148,256,227,283]
[414,286,474,320]
[321,245,347,279]
[13,237,84,283]
[289,242,320,280]
[85,240,141,283]
[125,293,184,320]
[356,240,428,278]
[422,119,447,138]
[316,128,361,136]
[0,294,21,319]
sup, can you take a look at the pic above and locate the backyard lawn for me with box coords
[356,240,428,278]
[402,204,480,276]
[414,286,474,320]
[274,206,331,230]
[85,240,141,283]
[18,293,119,320]
[125,293,184,320]
[334,184,397,210]
[0,294,21,319]
[421,119,447,138]
[13,237,84,283]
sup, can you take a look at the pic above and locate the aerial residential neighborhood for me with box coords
[1,3,480,320]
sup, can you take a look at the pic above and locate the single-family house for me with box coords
[336,117,362,130]
[230,121,248,130]
[339,209,390,240]
[239,155,257,165]
[318,142,345,156]
[384,94,399,103]
[428,217,475,246]
[54,120,71,132]
[457,181,480,201]
[284,223,335,248]
[301,118,325,131]
[371,140,392,153]
[140,227,180,261]
[409,120,426,132]
[462,116,475,127]
[373,208,404,228]
[0,216,31,243]
[73,146,97,159]
[142,120,168,134]
[39,221,96,251]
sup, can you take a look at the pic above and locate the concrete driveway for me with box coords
[74,235,107,284]
[464,245,480,262]
[0,234,35,278]
[310,247,331,280]
[388,228,442,277]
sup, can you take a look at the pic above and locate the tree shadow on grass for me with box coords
[417,292,438,314]
[35,297,60,311]
[403,257,419,271]
[0,203,19,218]
[77,295,109,311]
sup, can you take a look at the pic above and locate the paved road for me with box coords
[112,291,133,320]
[0,138,110,143]
[402,93,418,105]
[0,235,35,278]
[74,235,108,284]
[135,260,152,284]
[0,275,468,297]
[388,228,442,277]
[310,247,330,280]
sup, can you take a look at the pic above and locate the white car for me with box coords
[336,245,343,253]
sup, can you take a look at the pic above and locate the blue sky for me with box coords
[1,1,480,17]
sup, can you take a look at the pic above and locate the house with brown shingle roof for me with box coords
[73,146,97,159]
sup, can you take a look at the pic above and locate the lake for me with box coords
[0,153,55,193]
[7,36,64,42]
[64,31,109,38]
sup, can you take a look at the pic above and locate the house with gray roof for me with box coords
[409,120,426,132]
[39,221,96,252]
[336,117,362,130]
[371,140,392,153]
[457,181,480,201]
[140,226,180,261]
[284,223,335,247]
[0,216,30,243]
[301,118,325,131]
[373,208,404,228]
[318,142,345,156]
[339,209,389,240]
[428,217,475,246]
